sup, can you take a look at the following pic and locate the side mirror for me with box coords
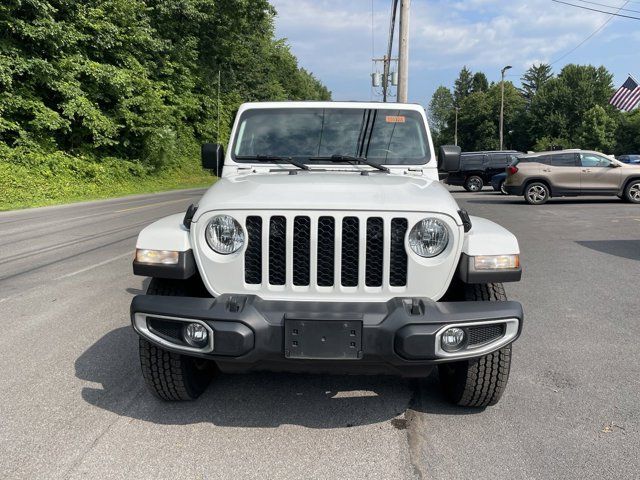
[201,143,224,177]
[438,145,461,172]
[610,162,621,168]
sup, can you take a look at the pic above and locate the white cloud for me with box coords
[270,0,630,101]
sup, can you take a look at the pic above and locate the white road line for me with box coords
[57,252,133,279]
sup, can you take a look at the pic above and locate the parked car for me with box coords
[130,101,524,408]
[491,172,508,194]
[617,154,640,164]
[504,149,640,205]
[446,150,522,192]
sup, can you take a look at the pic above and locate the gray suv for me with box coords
[504,150,640,205]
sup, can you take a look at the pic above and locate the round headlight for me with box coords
[205,215,245,254]
[408,218,449,257]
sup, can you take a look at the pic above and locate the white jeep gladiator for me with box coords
[131,101,523,407]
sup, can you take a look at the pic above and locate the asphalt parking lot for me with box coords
[0,186,638,479]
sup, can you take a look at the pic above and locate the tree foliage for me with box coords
[432,63,638,155]
[453,66,473,106]
[520,63,553,102]
[0,0,331,170]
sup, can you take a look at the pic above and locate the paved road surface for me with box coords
[0,187,638,479]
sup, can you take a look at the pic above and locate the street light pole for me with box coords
[454,107,459,146]
[500,65,512,150]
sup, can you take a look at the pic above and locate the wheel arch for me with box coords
[621,176,640,195]
[136,213,192,252]
[523,177,553,196]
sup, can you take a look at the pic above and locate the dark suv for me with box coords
[446,151,522,191]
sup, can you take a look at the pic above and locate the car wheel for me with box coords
[139,278,217,401]
[624,180,640,204]
[524,182,550,205]
[438,283,513,407]
[464,176,484,192]
[500,181,508,195]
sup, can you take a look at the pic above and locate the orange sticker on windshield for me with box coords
[386,115,405,123]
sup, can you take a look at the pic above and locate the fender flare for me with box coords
[134,213,196,279]
[458,216,521,283]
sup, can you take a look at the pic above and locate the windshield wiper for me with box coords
[310,154,389,173]
[235,155,309,170]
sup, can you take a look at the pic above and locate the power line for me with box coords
[576,0,640,14]
[552,0,640,19]
[549,0,631,65]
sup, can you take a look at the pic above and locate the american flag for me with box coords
[610,76,640,111]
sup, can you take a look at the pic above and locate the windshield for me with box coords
[232,108,430,165]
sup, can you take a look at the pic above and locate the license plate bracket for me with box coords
[284,319,363,360]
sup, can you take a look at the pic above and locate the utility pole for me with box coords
[500,65,512,150]
[397,0,410,103]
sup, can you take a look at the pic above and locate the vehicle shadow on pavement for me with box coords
[75,327,478,428]
[576,240,640,261]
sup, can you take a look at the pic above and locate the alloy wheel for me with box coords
[527,185,548,204]
[630,183,640,202]
[468,178,482,191]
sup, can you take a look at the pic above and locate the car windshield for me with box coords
[232,108,430,165]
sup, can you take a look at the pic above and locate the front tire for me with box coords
[139,277,216,401]
[139,338,216,401]
[624,180,640,203]
[438,283,513,407]
[464,175,484,192]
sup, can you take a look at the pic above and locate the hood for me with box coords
[193,171,462,224]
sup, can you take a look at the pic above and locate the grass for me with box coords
[0,149,216,211]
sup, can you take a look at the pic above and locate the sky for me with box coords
[270,0,640,106]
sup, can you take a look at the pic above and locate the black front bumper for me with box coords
[131,294,523,377]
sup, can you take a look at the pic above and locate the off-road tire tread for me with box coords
[139,338,205,401]
[138,278,215,401]
[439,282,513,407]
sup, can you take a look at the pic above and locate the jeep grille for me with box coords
[243,215,408,288]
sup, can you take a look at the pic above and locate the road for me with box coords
[0,187,638,479]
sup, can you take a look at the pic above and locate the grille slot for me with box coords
[269,216,287,285]
[244,216,262,284]
[293,216,311,286]
[389,218,408,287]
[341,217,360,287]
[365,218,384,287]
[467,323,505,347]
[317,216,335,287]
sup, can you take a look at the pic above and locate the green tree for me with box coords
[520,63,553,102]
[615,109,640,154]
[454,66,473,106]
[428,86,454,135]
[454,82,526,151]
[577,105,618,152]
[528,64,614,148]
[472,72,489,93]
[0,0,330,171]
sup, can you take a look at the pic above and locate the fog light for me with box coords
[183,323,209,348]
[441,327,465,352]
